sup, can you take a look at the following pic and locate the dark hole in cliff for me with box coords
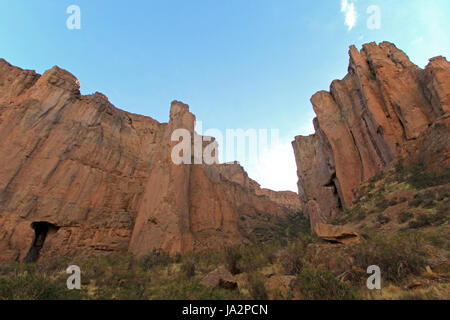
[325,173,343,211]
[23,222,60,263]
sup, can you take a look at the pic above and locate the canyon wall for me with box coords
[0,59,301,262]
[293,42,450,228]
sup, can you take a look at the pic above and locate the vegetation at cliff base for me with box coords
[0,162,448,301]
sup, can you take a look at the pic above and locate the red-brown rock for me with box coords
[201,266,238,290]
[0,59,301,262]
[313,224,360,244]
[293,42,450,227]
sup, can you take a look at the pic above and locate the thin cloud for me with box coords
[341,0,357,30]
[341,0,350,11]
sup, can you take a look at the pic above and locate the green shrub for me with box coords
[75,256,110,284]
[406,166,450,189]
[392,161,408,182]
[151,277,239,300]
[398,212,414,224]
[140,250,173,270]
[355,208,367,222]
[436,199,450,216]
[293,266,359,300]
[408,213,447,229]
[286,213,311,238]
[224,246,242,275]
[376,214,391,225]
[94,277,149,300]
[376,198,390,211]
[408,217,429,229]
[33,255,71,274]
[0,274,89,300]
[279,244,305,275]
[237,246,270,273]
[409,195,423,208]
[370,171,384,183]
[422,199,435,209]
[221,244,277,275]
[333,206,368,224]
[421,229,448,249]
[247,274,268,300]
[181,260,196,279]
[264,246,278,265]
[352,233,427,283]
[331,210,350,225]
[174,253,182,264]
[185,250,225,271]
[427,212,447,225]
[398,287,448,300]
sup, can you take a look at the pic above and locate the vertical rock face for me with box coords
[293,42,450,227]
[292,119,342,227]
[0,59,301,262]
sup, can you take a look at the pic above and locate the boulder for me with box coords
[201,266,238,290]
[314,224,360,244]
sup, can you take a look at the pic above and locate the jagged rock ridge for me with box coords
[0,59,301,262]
[293,42,450,227]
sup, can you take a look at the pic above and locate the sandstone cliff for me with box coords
[0,59,301,262]
[293,42,450,228]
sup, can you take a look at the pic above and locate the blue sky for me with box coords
[1,0,449,191]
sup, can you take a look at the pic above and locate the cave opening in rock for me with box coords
[324,173,344,211]
[23,222,60,263]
